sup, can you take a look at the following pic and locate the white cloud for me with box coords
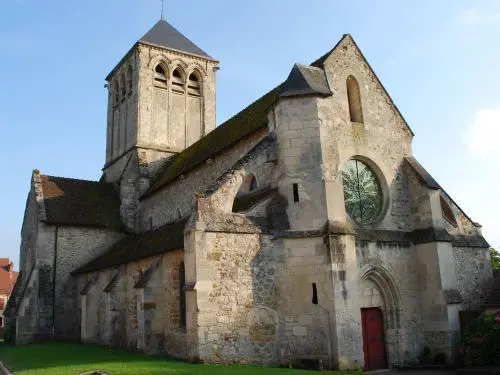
[462,108,500,160]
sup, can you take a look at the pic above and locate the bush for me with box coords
[463,310,500,366]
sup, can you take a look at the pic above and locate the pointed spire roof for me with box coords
[139,19,212,59]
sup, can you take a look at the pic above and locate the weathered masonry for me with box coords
[6,18,492,371]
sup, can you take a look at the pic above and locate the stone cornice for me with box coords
[278,225,489,248]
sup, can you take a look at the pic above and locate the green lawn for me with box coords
[0,342,361,375]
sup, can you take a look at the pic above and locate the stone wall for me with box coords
[453,246,492,310]
[316,35,414,228]
[54,226,124,340]
[190,231,282,364]
[78,250,186,357]
[33,223,57,338]
[357,240,422,365]
[19,185,38,286]
[136,44,218,152]
[14,268,39,344]
[271,97,328,231]
[275,236,334,368]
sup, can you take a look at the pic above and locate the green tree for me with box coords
[490,248,500,270]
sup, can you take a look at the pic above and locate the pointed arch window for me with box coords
[172,69,185,94]
[187,72,201,96]
[179,261,186,327]
[249,175,258,192]
[154,64,167,89]
[113,81,120,108]
[120,74,126,102]
[346,75,363,123]
[127,65,133,95]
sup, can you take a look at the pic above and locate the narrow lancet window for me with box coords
[187,72,201,96]
[154,65,167,89]
[172,69,185,94]
[346,75,363,123]
[249,175,258,192]
[113,81,120,107]
[127,65,133,94]
[120,74,126,102]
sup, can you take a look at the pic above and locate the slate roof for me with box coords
[280,64,332,98]
[40,175,123,231]
[142,85,284,198]
[106,19,215,81]
[139,19,211,59]
[73,219,186,274]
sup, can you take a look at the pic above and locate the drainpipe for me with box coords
[52,226,59,338]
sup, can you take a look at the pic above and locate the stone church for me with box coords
[6,18,492,370]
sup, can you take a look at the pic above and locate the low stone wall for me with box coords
[16,315,35,345]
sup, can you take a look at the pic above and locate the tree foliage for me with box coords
[491,248,500,270]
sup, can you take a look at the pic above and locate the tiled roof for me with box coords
[139,19,212,59]
[142,85,283,198]
[0,260,18,295]
[73,219,186,274]
[40,175,123,230]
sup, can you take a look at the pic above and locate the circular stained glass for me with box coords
[342,159,383,225]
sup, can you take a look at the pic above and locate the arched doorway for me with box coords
[359,265,401,370]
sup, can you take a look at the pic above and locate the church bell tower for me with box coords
[103,19,218,182]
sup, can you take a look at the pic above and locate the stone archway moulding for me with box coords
[359,264,401,311]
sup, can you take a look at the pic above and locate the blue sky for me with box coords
[1,0,499,269]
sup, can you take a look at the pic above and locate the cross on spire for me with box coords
[160,0,164,20]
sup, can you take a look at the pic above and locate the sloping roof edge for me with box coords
[405,157,441,190]
[405,157,481,229]
[73,219,186,274]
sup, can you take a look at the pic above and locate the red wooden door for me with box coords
[361,308,388,371]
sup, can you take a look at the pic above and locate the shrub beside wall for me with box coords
[463,310,500,366]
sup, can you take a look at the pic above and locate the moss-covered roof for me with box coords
[40,175,123,231]
[142,84,283,198]
[73,219,186,274]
